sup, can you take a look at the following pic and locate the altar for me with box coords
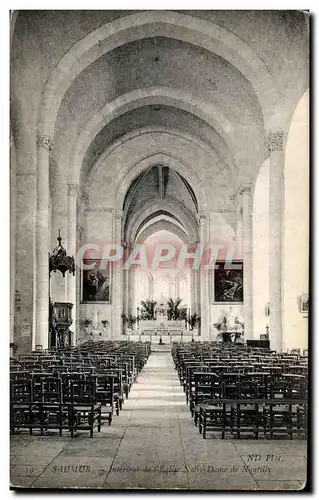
[139,319,185,332]
[130,296,198,344]
[127,329,197,344]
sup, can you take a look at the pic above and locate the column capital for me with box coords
[67,183,79,197]
[81,190,90,206]
[36,134,54,152]
[237,182,253,195]
[198,211,207,221]
[229,191,237,202]
[266,131,284,152]
[189,240,200,247]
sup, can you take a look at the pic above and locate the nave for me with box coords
[11,349,306,490]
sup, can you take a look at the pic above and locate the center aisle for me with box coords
[103,350,260,489]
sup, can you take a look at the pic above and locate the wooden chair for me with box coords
[95,373,114,425]
[199,381,234,439]
[231,381,263,439]
[192,372,218,424]
[10,378,33,435]
[69,378,101,438]
[31,375,69,437]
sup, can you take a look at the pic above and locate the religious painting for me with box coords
[300,294,308,313]
[214,261,243,303]
[81,260,111,303]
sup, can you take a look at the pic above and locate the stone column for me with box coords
[187,268,192,312]
[267,131,284,352]
[239,183,254,340]
[189,241,199,314]
[199,214,209,339]
[149,274,154,300]
[67,183,78,344]
[10,135,17,347]
[171,278,177,299]
[122,243,128,315]
[112,210,123,339]
[75,220,84,342]
[235,195,243,256]
[128,254,136,314]
[35,134,53,349]
[175,277,180,299]
[14,149,37,353]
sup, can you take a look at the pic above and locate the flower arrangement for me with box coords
[185,312,201,330]
[83,318,92,327]
[121,313,139,329]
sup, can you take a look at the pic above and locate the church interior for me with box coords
[10,10,309,490]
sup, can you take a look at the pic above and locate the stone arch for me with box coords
[114,151,208,215]
[85,132,226,217]
[38,10,280,138]
[125,198,199,246]
[136,219,188,246]
[70,87,235,181]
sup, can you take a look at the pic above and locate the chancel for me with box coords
[10,10,308,491]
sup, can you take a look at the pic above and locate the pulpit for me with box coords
[52,302,73,347]
[48,230,75,348]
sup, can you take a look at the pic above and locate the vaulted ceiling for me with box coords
[122,166,198,244]
[11,10,309,233]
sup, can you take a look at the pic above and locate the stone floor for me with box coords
[10,350,307,490]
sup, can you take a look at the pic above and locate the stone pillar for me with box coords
[267,131,284,352]
[149,274,154,300]
[128,260,136,314]
[35,134,53,349]
[75,220,84,342]
[123,243,129,315]
[67,183,78,344]
[239,183,254,340]
[187,268,192,312]
[171,278,177,299]
[199,215,209,339]
[189,241,199,314]
[235,195,243,257]
[112,210,123,339]
[14,151,37,353]
[10,135,17,347]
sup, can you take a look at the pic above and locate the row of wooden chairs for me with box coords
[198,395,307,439]
[10,341,151,437]
[10,377,102,438]
[188,371,307,416]
[172,342,308,440]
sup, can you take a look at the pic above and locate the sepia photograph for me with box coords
[9,8,309,492]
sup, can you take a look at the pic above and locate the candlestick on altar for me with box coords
[137,307,140,329]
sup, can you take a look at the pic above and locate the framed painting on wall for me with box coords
[300,294,308,313]
[214,261,243,303]
[81,259,111,303]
